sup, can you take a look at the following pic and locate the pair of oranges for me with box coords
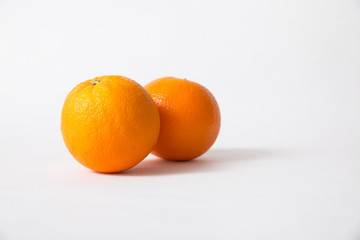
[61,76,221,173]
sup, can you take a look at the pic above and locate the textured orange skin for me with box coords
[61,75,160,173]
[145,77,221,161]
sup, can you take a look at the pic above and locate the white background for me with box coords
[1,0,360,239]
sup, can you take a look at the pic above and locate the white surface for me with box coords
[1,0,360,239]
[1,149,360,240]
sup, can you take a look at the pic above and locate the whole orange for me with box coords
[145,77,221,160]
[61,75,160,173]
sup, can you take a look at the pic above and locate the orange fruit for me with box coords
[61,75,160,173]
[145,77,221,160]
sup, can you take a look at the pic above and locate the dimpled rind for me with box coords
[61,75,160,173]
[145,77,221,160]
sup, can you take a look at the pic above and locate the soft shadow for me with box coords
[110,148,286,176]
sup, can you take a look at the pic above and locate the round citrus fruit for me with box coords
[145,77,221,160]
[61,75,160,173]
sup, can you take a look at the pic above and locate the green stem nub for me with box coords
[91,79,101,85]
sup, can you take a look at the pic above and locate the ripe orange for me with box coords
[61,75,160,173]
[145,77,221,160]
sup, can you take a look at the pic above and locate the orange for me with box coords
[145,77,221,160]
[61,75,160,173]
